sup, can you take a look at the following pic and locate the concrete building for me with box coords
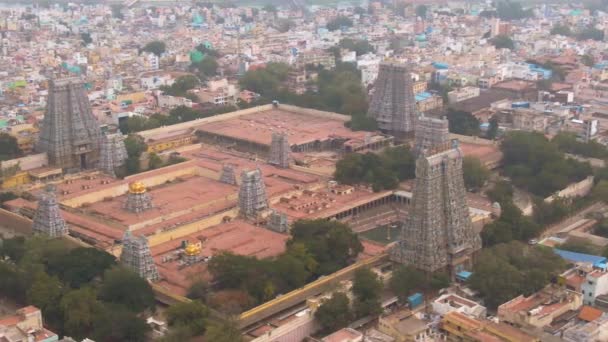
[432,293,487,318]
[581,269,608,306]
[37,77,102,171]
[0,306,58,342]
[498,285,583,329]
[377,310,434,342]
[448,87,481,104]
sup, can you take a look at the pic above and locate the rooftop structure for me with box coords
[267,209,289,233]
[368,61,417,135]
[441,311,538,342]
[498,284,583,329]
[120,230,160,281]
[238,168,268,219]
[37,77,102,171]
[32,185,68,238]
[98,132,128,177]
[0,306,58,342]
[124,181,153,213]
[391,133,481,274]
[432,293,487,318]
[268,132,291,168]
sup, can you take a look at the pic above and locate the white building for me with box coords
[582,269,608,306]
[157,94,193,109]
[432,293,487,318]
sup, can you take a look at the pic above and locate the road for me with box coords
[541,202,606,239]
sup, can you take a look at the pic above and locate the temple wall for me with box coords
[147,207,239,247]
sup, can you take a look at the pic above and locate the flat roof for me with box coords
[196,109,370,147]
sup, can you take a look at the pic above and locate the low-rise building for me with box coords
[0,306,58,342]
[432,293,487,318]
[377,310,434,342]
[498,284,583,329]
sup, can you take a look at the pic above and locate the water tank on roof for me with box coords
[512,102,530,108]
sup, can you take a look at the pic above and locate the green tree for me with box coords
[124,134,147,175]
[46,247,116,288]
[339,38,375,56]
[92,303,150,342]
[81,32,92,46]
[203,319,243,342]
[315,292,352,332]
[581,54,595,67]
[111,4,124,19]
[463,156,490,192]
[496,1,533,20]
[187,280,209,301]
[447,109,481,136]
[486,117,499,139]
[559,239,600,255]
[60,287,99,339]
[415,5,428,18]
[551,23,572,36]
[99,267,155,312]
[289,219,363,275]
[166,301,210,335]
[0,133,20,161]
[327,16,353,31]
[148,152,163,170]
[578,27,605,41]
[352,268,382,318]
[142,40,166,57]
[489,35,515,50]
[469,241,567,309]
[27,271,63,314]
[192,56,219,78]
[389,265,425,300]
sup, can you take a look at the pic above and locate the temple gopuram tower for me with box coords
[238,168,268,219]
[32,185,68,238]
[391,125,481,275]
[37,77,102,171]
[120,230,159,281]
[414,115,450,156]
[219,164,237,185]
[367,61,417,136]
[124,182,153,213]
[268,132,291,168]
[99,132,128,177]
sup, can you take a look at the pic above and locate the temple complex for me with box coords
[219,163,238,185]
[414,115,450,156]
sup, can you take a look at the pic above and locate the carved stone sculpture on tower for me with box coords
[391,125,481,275]
[238,168,269,218]
[32,185,68,238]
[124,181,153,213]
[268,132,291,168]
[414,115,450,156]
[120,230,159,281]
[99,132,128,177]
[37,77,102,171]
[367,61,417,135]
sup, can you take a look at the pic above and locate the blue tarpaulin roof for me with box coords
[415,92,432,102]
[554,249,607,266]
[456,271,472,281]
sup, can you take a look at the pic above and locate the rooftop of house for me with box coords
[322,328,363,342]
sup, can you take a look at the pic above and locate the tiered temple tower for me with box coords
[391,128,481,275]
[414,115,450,156]
[219,164,237,185]
[99,132,128,177]
[37,77,102,171]
[267,209,289,233]
[124,181,153,213]
[32,185,68,238]
[120,230,159,281]
[367,61,417,135]
[268,132,291,168]
[238,168,268,218]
